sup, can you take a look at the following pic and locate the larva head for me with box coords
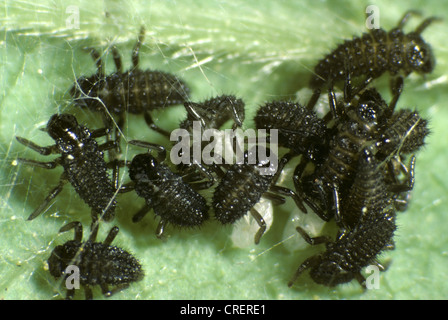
[47,241,81,279]
[70,75,105,112]
[129,153,160,182]
[310,260,355,287]
[405,33,435,74]
[351,89,387,129]
[47,113,81,141]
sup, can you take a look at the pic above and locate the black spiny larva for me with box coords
[213,147,307,244]
[127,141,210,239]
[288,150,396,288]
[309,10,439,96]
[340,149,404,229]
[288,207,396,288]
[70,26,191,137]
[48,221,144,300]
[294,84,391,222]
[15,113,118,223]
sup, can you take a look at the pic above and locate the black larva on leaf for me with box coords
[339,148,410,230]
[288,150,397,288]
[294,83,392,222]
[48,221,144,300]
[309,10,439,97]
[294,70,428,224]
[288,210,396,289]
[15,113,119,224]
[70,26,191,139]
[213,147,307,245]
[127,140,210,239]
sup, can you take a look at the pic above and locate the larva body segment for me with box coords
[254,101,328,162]
[72,69,190,115]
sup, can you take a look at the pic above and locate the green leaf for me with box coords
[1,0,447,300]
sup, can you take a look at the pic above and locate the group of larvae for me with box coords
[14,10,437,298]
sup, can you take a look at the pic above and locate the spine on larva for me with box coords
[309,26,432,89]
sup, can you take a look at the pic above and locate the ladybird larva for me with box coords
[310,11,439,96]
[48,221,144,299]
[70,26,190,137]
